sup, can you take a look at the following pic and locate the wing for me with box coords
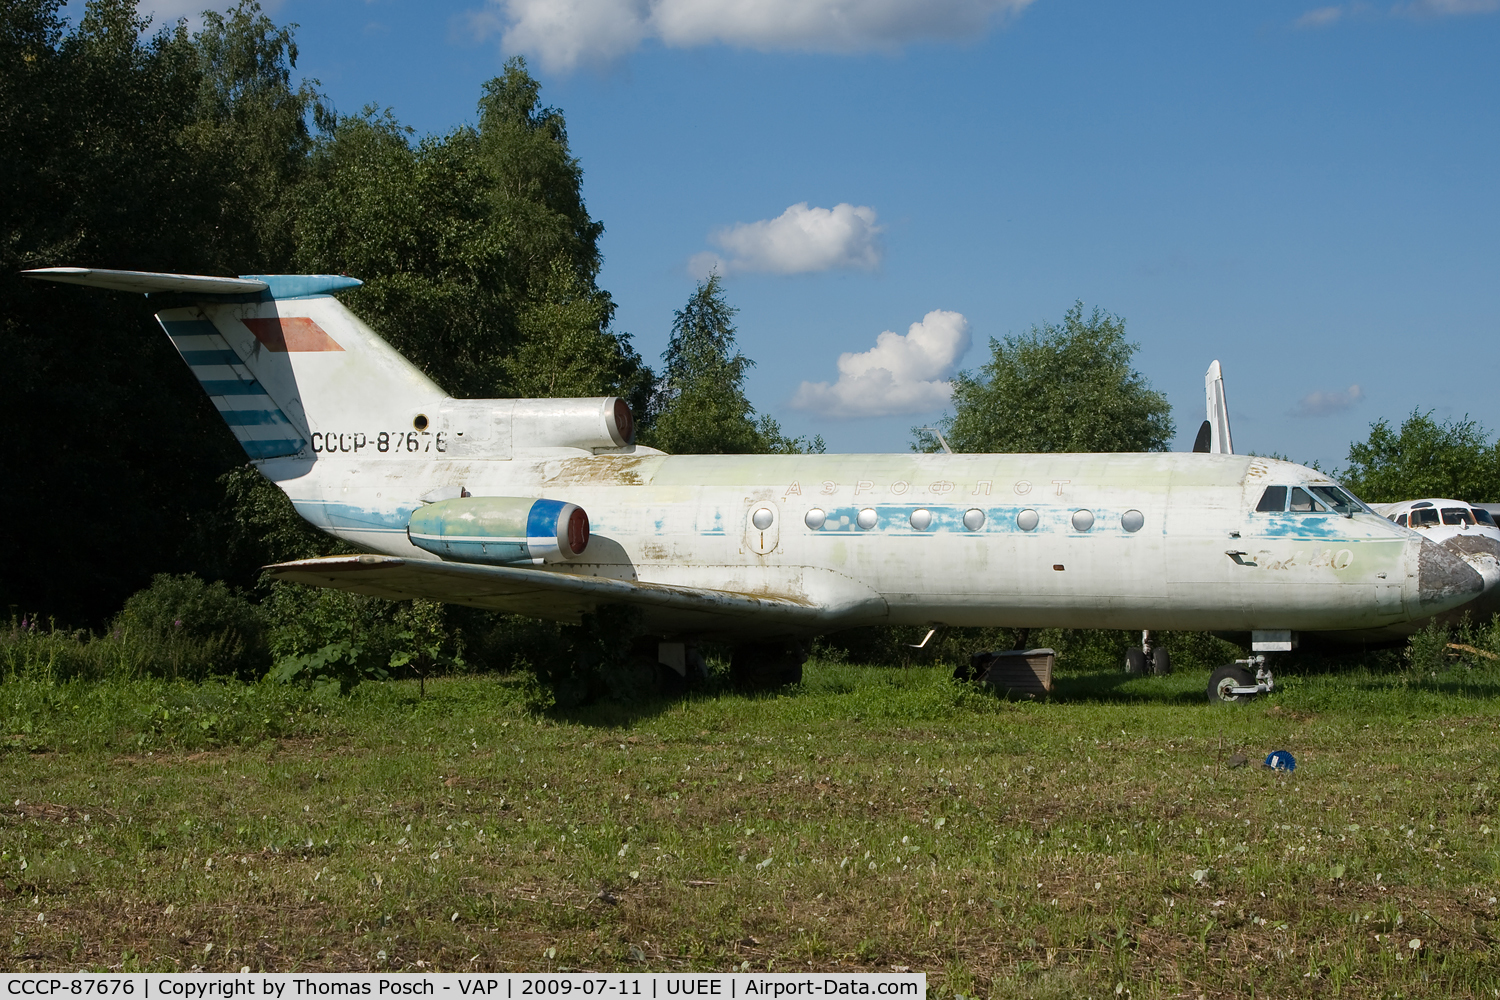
[265,555,826,636]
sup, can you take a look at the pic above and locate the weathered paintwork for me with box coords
[406,496,587,565]
[179,292,1480,638]
[259,445,1478,638]
[21,267,1483,642]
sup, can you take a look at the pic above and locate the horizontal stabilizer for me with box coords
[22,267,269,295]
[23,268,363,299]
[266,555,822,635]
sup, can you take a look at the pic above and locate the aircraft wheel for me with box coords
[1207,663,1255,704]
[1151,646,1172,676]
[1124,648,1146,675]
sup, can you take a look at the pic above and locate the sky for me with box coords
[120,0,1500,467]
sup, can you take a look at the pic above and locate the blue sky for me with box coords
[135,0,1500,466]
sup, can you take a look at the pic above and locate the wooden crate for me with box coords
[978,648,1055,696]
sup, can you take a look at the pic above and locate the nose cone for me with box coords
[1439,534,1500,617]
[1412,537,1485,616]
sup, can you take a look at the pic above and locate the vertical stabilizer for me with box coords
[155,291,447,468]
[23,268,449,470]
[1205,360,1234,455]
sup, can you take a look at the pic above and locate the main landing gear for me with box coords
[1207,655,1276,704]
[1124,630,1171,675]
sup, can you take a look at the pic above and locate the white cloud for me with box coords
[1401,0,1499,14]
[1293,384,1364,417]
[701,202,883,276]
[473,0,1035,72]
[791,310,971,418]
[1295,5,1345,26]
[1294,0,1496,26]
[130,0,282,33]
[478,0,649,70]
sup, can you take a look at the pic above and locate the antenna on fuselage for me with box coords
[916,426,954,455]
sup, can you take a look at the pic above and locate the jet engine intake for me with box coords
[407,496,589,565]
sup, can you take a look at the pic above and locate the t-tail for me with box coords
[21,267,638,478]
[1191,359,1234,455]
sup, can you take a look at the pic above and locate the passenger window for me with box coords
[1397,513,1408,526]
[1289,487,1326,513]
[1255,486,1287,512]
[1442,507,1475,525]
[1475,509,1496,527]
[1410,508,1439,527]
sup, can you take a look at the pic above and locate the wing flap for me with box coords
[265,555,825,633]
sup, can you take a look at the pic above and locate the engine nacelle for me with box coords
[407,496,589,565]
[512,397,634,450]
[437,396,634,457]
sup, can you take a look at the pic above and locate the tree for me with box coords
[925,302,1174,454]
[0,7,651,624]
[292,57,650,406]
[1339,411,1500,504]
[643,274,818,455]
[0,0,303,623]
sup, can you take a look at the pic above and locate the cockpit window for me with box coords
[1397,513,1408,527]
[1475,509,1496,527]
[1288,487,1327,513]
[1410,508,1440,527]
[1309,485,1359,515]
[1442,507,1475,526]
[1255,486,1288,512]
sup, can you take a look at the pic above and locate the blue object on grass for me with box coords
[1264,750,1296,771]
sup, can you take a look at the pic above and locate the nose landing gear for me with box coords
[1208,655,1275,704]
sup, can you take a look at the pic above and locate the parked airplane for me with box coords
[23,267,1485,694]
[1192,360,1500,657]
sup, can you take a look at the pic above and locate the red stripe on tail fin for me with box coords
[242,317,344,352]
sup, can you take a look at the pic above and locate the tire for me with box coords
[1124,648,1146,675]
[1207,663,1255,704]
[1151,646,1172,676]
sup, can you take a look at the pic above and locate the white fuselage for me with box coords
[262,449,1472,638]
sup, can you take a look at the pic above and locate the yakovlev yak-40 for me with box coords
[24,267,1488,695]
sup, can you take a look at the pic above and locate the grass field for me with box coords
[3,658,1500,997]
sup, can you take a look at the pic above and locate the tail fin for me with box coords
[24,268,447,467]
[1204,360,1234,455]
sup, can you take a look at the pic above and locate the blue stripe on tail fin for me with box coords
[159,318,307,460]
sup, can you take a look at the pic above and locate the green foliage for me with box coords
[259,585,466,679]
[1339,410,1500,504]
[185,1,318,269]
[1,616,140,683]
[111,573,268,679]
[927,302,1174,454]
[1,0,272,624]
[1,17,653,625]
[269,639,388,696]
[196,465,344,585]
[292,58,651,408]
[644,274,821,455]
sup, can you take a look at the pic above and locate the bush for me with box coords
[112,573,269,680]
[0,616,134,683]
[261,584,469,691]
